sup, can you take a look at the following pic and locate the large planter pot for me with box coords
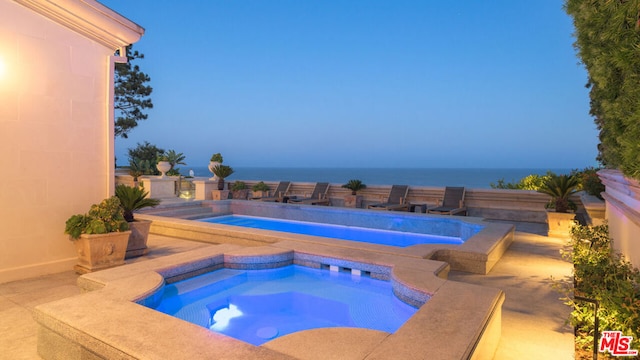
[72,231,131,274]
[344,194,363,208]
[546,211,576,238]
[211,190,230,200]
[126,220,152,259]
[232,189,249,200]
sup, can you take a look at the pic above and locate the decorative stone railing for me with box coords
[598,169,640,267]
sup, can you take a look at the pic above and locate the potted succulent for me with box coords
[342,179,366,208]
[537,173,580,237]
[64,196,131,273]
[211,164,234,199]
[115,184,161,258]
[208,153,223,180]
[156,153,171,178]
[231,181,250,200]
[251,181,270,199]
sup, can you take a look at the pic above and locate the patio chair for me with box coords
[367,185,410,211]
[427,186,467,215]
[259,181,291,202]
[288,182,331,205]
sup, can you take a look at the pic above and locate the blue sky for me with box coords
[101,0,597,169]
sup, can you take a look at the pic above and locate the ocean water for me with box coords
[181,167,572,189]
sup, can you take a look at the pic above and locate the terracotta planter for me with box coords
[546,211,577,238]
[251,190,268,199]
[232,189,249,200]
[211,190,230,200]
[72,231,131,274]
[344,194,363,208]
[126,220,151,259]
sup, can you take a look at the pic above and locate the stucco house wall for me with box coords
[0,0,143,283]
[599,169,640,268]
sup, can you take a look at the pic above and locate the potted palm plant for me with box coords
[251,181,270,199]
[537,173,580,237]
[211,164,234,199]
[208,153,223,180]
[115,184,161,258]
[342,179,366,208]
[64,196,131,273]
[231,181,249,200]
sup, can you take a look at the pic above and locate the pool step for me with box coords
[140,204,215,219]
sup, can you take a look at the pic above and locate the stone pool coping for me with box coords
[137,201,515,274]
[34,242,505,360]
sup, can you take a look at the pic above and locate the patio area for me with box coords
[0,221,573,359]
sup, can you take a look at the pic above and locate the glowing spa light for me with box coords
[210,304,242,331]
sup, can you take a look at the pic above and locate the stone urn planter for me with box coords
[156,161,171,178]
[125,220,152,258]
[546,211,577,238]
[72,231,131,274]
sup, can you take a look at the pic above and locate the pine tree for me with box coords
[114,45,153,139]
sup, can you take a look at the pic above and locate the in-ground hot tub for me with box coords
[139,200,515,274]
[34,242,505,359]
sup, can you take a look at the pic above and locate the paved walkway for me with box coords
[0,222,573,359]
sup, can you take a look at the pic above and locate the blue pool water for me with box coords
[150,265,417,345]
[200,215,463,247]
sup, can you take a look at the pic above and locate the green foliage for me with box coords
[114,184,161,222]
[127,157,150,180]
[231,181,248,191]
[564,1,640,181]
[114,45,153,139]
[491,173,551,190]
[571,167,605,199]
[128,141,163,176]
[553,223,640,353]
[165,149,186,176]
[210,153,223,163]
[64,197,130,240]
[342,179,367,195]
[537,173,580,213]
[252,181,270,192]
[212,164,234,179]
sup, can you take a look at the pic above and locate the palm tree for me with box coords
[165,149,186,171]
[115,184,161,222]
[537,174,580,213]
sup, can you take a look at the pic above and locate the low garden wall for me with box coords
[115,175,593,224]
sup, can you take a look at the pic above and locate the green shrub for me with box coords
[252,181,270,192]
[490,172,551,190]
[64,197,130,240]
[572,167,605,200]
[231,181,248,191]
[553,223,640,354]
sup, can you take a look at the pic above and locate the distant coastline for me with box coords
[177,167,572,189]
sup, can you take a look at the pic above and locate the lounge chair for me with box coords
[367,185,410,211]
[259,181,291,202]
[288,182,331,205]
[427,186,467,215]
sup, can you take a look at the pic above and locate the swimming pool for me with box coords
[151,265,417,345]
[200,215,463,247]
